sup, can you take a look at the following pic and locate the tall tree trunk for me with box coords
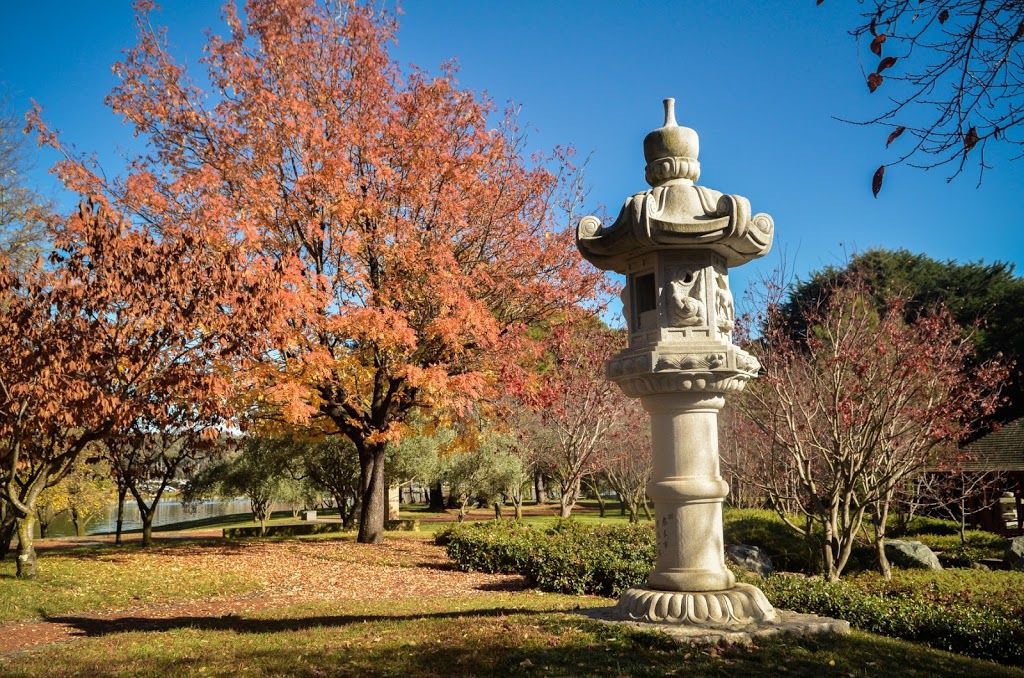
[15,513,37,578]
[357,443,387,544]
[513,497,523,520]
[71,507,84,537]
[493,501,502,520]
[428,481,445,512]
[534,470,548,504]
[617,491,626,516]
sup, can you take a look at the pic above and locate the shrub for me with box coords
[437,520,654,597]
[761,572,1024,666]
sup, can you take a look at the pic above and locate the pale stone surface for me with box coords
[581,607,850,646]
[885,540,942,570]
[1006,536,1024,570]
[616,584,776,625]
[726,544,775,577]
[574,99,779,628]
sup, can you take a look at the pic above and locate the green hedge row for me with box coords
[437,520,654,597]
[440,519,1024,666]
[761,574,1024,666]
[223,522,346,538]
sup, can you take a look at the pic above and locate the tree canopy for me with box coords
[781,248,1024,423]
[27,0,604,544]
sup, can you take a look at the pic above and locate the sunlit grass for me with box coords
[2,592,1021,677]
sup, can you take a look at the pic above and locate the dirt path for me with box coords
[0,537,524,657]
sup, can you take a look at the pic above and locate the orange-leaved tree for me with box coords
[0,198,280,576]
[42,0,605,543]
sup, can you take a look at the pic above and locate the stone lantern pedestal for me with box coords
[577,99,775,626]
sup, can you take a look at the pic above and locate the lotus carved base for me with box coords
[615,583,776,626]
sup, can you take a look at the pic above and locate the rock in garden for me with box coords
[1005,536,1024,571]
[884,540,942,570]
[725,544,775,577]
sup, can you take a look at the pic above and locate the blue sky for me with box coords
[1,1,1021,315]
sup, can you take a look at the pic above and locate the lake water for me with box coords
[37,497,291,538]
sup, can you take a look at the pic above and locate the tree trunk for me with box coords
[534,470,548,504]
[0,513,16,560]
[71,507,84,537]
[873,502,892,580]
[585,478,605,517]
[428,481,445,512]
[514,498,523,520]
[617,491,626,516]
[641,497,652,521]
[357,443,387,544]
[493,501,502,520]
[15,513,37,578]
[115,485,128,546]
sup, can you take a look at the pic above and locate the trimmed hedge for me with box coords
[223,522,346,538]
[440,519,1024,667]
[437,520,654,597]
[761,573,1024,666]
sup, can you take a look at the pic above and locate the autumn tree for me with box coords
[513,317,623,518]
[823,1,1024,190]
[600,408,653,523]
[49,0,604,545]
[0,196,279,577]
[742,276,1005,580]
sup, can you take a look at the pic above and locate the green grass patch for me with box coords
[1,592,1021,677]
[0,542,260,622]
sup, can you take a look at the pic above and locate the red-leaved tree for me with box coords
[511,316,624,518]
[741,276,1006,580]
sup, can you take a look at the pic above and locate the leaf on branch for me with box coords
[963,126,979,153]
[886,126,906,147]
[870,34,887,57]
[867,73,884,93]
[877,56,898,72]
[872,165,885,198]
[938,9,950,24]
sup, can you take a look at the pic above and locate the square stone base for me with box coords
[580,607,850,646]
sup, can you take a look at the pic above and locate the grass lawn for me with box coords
[2,589,1022,677]
[1,528,1023,677]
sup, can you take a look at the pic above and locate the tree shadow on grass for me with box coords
[43,606,548,639]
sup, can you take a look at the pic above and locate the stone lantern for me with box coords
[576,99,775,626]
